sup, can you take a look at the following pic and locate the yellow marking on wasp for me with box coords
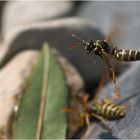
[96,40,99,46]
[135,51,138,60]
[115,109,122,117]
[128,49,132,61]
[100,103,110,115]
[121,49,125,61]
[110,106,119,117]
[95,42,102,54]
[94,46,98,51]
[96,40,102,49]
[116,53,119,58]
[105,104,115,116]
[100,103,107,115]
[113,48,119,59]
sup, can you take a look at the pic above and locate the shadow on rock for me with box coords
[118,92,140,105]
[99,132,119,139]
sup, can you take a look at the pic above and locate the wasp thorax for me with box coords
[98,40,110,53]
[84,40,94,54]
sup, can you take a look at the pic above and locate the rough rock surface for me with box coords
[2,1,74,37]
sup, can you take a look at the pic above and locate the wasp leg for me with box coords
[91,112,113,134]
[93,51,97,64]
[108,68,119,102]
[76,94,89,104]
[110,67,120,102]
[120,102,129,111]
[61,108,75,113]
[80,112,90,126]
[94,71,108,102]
[101,98,113,104]
[81,124,94,140]
[102,54,119,101]
[80,112,93,139]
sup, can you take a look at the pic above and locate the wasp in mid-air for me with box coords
[70,33,140,100]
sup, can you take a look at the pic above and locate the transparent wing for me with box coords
[105,15,123,46]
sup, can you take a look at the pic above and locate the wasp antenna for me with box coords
[69,45,82,49]
[72,34,86,44]
[61,108,75,113]
[69,45,77,49]
[69,45,81,49]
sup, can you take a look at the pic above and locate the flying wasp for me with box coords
[70,34,140,61]
[70,33,140,100]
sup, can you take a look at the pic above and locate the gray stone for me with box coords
[2,1,74,37]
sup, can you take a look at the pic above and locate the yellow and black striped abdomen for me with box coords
[99,102,125,119]
[114,49,140,61]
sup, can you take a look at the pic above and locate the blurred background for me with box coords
[0,1,140,139]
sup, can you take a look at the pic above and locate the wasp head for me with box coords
[70,34,95,54]
[84,40,95,54]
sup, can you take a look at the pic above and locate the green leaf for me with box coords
[13,43,68,139]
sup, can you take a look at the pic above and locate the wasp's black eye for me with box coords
[84,41,94,54]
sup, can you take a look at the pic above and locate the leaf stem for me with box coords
[36,45,49,139]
